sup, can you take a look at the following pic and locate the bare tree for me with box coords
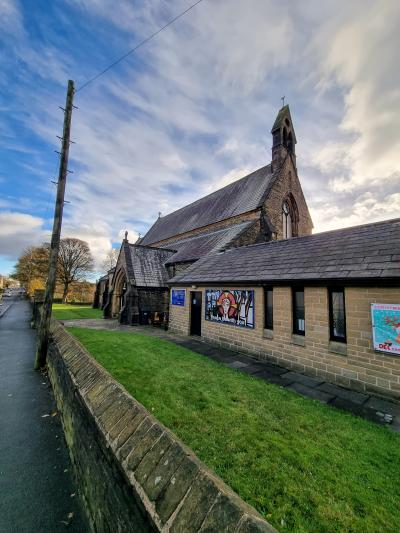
[101,248,119,272]
[57,238,94,303]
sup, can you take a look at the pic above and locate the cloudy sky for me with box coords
[1,0,399,276]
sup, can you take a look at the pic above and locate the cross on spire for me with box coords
[281,95,285,108]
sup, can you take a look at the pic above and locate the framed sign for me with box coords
[371,303,400,355]
[205,289,254,329]
[171,289,186,306]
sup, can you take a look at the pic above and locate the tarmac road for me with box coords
[0,296,89,532]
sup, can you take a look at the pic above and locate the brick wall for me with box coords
[169,288,191,335]
[47,321,275,532]
[169,285,400,399]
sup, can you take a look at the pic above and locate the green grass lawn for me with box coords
[68,327,400,532]
[52,303,103,320]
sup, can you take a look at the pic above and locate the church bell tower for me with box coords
[271,104,297,169]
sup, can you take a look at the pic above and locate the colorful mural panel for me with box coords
[371,303,400,355]
[205,289,254,329]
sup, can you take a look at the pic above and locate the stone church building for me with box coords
[94,105,400,399]
[96,105,312,323]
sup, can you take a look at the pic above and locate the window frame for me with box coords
[292,288,305,336]
[328,287,347,343]
[282,201,292,239]
[264,287,273,330]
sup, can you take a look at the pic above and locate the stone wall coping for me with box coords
[49,320,276,532]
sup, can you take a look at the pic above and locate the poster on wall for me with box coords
[171,289,186,306]
[371,303,400,355]
[205,289,254,329]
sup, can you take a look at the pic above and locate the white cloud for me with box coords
[313,0,400,191]
[0,211,48,258]
[2,0,400,273]
[310,191,400,233]
[0,0,23,36]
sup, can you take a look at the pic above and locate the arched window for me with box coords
[287,131,293,153]
[282,195,299,239]
[282,127,288,147]
[282,201,292,239]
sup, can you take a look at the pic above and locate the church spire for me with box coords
[271,104,297,167]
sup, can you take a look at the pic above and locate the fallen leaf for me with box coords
[51,412,58,417]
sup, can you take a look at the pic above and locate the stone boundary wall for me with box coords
[47,321,276,532]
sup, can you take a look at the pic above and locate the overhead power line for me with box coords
[76,0,206,93]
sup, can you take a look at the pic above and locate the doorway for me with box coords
[190,291,202,336]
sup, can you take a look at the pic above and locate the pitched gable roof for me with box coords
[124,244,175,287]
[140,164,273,245]
[165,221,256,264]
[169,218,400,284]
[271,105,297,143]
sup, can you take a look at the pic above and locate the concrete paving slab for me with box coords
[283,371,324,389]
[225,360,249,369]
[286,382,335,403]
[363,397,400,417]
[254,371,295,387]
[240,363,268,375]
[330,397,394,426]
[316,382,369,405]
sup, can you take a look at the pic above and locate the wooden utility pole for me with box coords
[35,80,75,370]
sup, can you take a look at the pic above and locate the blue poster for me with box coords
[371,303,400,355]
[171,289,185,306]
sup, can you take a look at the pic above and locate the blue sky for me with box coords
[1,0,399,276]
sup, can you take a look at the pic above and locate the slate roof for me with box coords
[169,218,400,284]
[165,221,256,264]
[140,164,273,245]
[125,244,174,287]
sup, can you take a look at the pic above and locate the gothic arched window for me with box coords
[282,195,299,239]
[287,131,293,153]
[282,127,288,147]
[282,201,292,239]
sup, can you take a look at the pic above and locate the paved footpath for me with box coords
[64,318,400,432]
[0,299,89,532]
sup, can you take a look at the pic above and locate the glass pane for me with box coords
[265,289,273,329]
[332,291,345,338]
[294,291,305,333]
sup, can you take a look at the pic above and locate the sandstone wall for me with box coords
[265,156,313,239]
[47,321,275,532]
[169,285,400,399]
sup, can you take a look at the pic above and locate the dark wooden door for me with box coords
[190,291,202,336]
